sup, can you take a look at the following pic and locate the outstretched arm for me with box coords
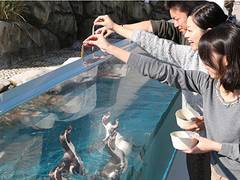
[129,30,195,67]
[94,15,134,39]
[94,15,193,68]
[95,20,153,38]
[83,33,208,95]
[83,33,130,63]
[122,20,153,32]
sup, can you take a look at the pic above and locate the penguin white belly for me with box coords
[115,133,132,155]
[0,151,5,159]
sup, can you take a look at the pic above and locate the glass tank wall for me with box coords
[0,40,180,180]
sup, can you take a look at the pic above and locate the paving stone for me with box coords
[0,79,11,93]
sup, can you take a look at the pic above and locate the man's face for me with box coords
[169,7,188,34]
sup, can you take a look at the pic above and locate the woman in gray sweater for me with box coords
[84,23,240,180]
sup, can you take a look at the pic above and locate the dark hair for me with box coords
[164,1,206,16]
[191,2,228,30]
[198,23,240,92]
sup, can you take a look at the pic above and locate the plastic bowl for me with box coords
[170,131,199,150]
[175,108,198,129]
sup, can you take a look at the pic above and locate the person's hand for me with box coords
[183,116,205,132]
[83,33,110,52]
[94,15,115,30]
[95,26,114,38]
[183,135,222,154]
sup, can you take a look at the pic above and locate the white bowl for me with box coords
[175,108,199,129]
[170,131,199,150]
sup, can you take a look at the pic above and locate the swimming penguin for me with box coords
[48,166,64,180]
[97,111,132,179]
[49,126,86,179]
[102,112,119,142]
[87,112,118,153]
[0,151,5,159]
[107,131,128,172]
[96,130,128,180]
[102,112,132,156]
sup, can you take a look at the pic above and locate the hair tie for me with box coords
[226,15,237,24]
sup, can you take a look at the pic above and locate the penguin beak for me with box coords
[102,112,111,125]
[112,120,119,129]
[66,126,72,133]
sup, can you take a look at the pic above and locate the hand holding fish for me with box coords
[83,33,110,52]
[94,15,115,30]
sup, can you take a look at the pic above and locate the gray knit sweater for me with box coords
[130,30,206,115]
[128,54,240,179]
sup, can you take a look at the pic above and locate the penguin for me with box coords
[97,130,128,180]
[49,126,86,179]
[107,131,128,173]
[101,112,119,142]
[98,111,131,179]
[101,112,132,156]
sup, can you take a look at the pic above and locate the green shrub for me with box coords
[0,1,27,22]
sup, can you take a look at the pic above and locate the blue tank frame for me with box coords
[0,39,135,115]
